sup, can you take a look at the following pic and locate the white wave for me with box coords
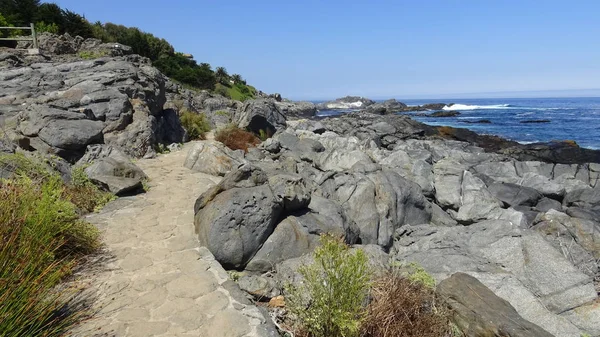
[443,103,511,110]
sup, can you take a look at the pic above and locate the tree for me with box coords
[34,2,63,28]
[61,9,93,38]
[215,66,229,84]
[231,73,243,84]
[0,0,40,26]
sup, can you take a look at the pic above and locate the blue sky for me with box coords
[49,0,600,100]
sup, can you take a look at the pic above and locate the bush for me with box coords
[63,165,115,213]
[0,174,101,336]
[360,269,451,337]
[214,124,261,152]
[287,235,371,337]
[180,110,211,140]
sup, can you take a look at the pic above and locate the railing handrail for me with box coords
[0,23,38,49]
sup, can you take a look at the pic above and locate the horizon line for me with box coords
[288,88,600,101]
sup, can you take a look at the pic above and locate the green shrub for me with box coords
[286,235,371,337]
[0,174,101,336]
[180,110,211,140]
[65,165,115,213]
[35,21,59,34]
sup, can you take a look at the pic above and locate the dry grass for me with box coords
[361,272,452,337]
[215,124,261,152]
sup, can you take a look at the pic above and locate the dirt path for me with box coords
[69,142,273,337]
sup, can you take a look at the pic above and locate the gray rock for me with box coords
[430,202,458,226]
[235,99,287,135]
[564,187,600,209]
[433,158,467,209]
[519,172,566,199]
[237,275,280,299]
[245,215,320,273]
[6,55,171,160]
[321,170,431,248]
[84,153,147,196]
[195,184,283,269]
[533,209,600,264]
[455,171,504,224]
[437,273,554,337]
[184,141,246,176]
[393,221,597,336]
[488,182,543,207]
[535,197,563,212]
[274,101,317,118]
[560,302,600,337]
[194,165,283,269]
[267,173,311,212]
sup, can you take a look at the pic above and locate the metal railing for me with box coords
[0,23,38,49]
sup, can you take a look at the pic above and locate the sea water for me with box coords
[316,97,600,149]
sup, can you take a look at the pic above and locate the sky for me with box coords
[48,0,600,100]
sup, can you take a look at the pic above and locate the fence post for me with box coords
[30,23,38,49]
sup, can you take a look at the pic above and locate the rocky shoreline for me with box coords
[1,36,600,337]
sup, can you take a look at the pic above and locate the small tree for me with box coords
[287,235,371,337]
[231,73,243,84]
[215,66,229,83]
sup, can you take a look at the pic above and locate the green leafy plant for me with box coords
[35,21,59,33]
[286,235,371,337]
[180,110,211,140]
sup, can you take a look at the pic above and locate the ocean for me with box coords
[315,97,600,149]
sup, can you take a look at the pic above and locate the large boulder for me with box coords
[5,55,175,160]
[488,181,543,207]
[393,221,597,337]
[363,99,408,115]
[184,141,246,176]
[235,99,287,135]
[194,165,292,269]
[274,101,317,118]
[80,145,147,195]
[245,195,358,273]
[438,273,554,337]
[18,107,104,160]
[320,170,431,248]
[433,158,467,209]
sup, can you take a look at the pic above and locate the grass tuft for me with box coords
[180,110,211,140]
[0,154,103,336]
[361,269,452,337]
[214,124,261,153]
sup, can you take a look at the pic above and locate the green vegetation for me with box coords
[77,50,109,59]
[215,82,257,102]
[283,236,455,337]
[66,165,115,213]
[0,153,104,336]
[286,235,371,337]
[0,1,257,95]
[214,124,261,152]
[180,110,211,140]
